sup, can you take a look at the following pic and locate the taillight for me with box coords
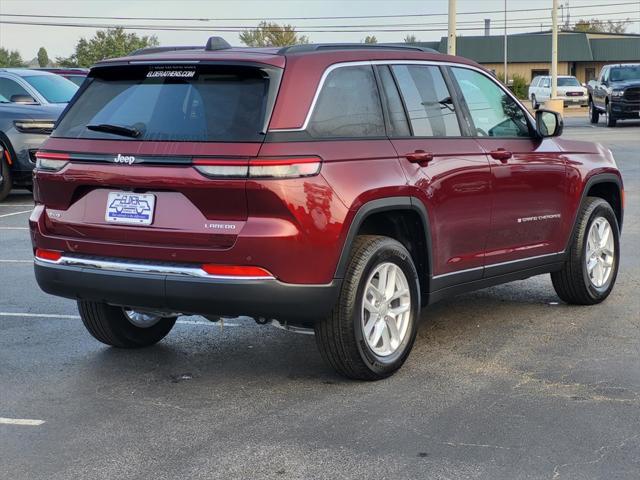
[249,157,321,179]
[193,157,321,179]
[35,152,70,172]
[35,248,63,262]
[200,264,273,278]
[192,159,249,178]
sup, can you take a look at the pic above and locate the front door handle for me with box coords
[405,150,434,166]
[489,148,512,162]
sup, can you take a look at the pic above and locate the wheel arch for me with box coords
[565,174,624,252]
[334,197,433,296]
[0,131,16,166]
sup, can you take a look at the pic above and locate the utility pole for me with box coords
[448,0,456,55]
[551,0,559,99]
[503,0,508,85]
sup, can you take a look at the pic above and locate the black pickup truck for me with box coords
[587,63,640,127]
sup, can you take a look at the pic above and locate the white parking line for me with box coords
[0,209,32,218]
[0,312,80,319]
[0,312,241,327]
[0,204,34,208]
[0,227,29,230]
[0,260,32,263]
[0,417,45,426]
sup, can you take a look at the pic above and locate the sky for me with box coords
[0,0,639,61]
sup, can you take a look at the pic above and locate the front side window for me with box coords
[391,65,461,137]
[0,78,31,103]
[23,75,78,103]
[452,67,532,138]
[307,65,384,138]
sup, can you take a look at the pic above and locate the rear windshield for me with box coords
[53,65,272,142]
[23,74,78,103]
[558,77,581,87]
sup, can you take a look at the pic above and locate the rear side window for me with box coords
[377,66,411,137]
[307,65,384,138]
[54,66,272,142]
[391,65,461,137]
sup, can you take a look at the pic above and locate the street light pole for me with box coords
[504,0,508,84]
[448,0,456,55]
[551,0,559,99]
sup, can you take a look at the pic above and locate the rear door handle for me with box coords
[405,150,433,166]
[489,148,512,162]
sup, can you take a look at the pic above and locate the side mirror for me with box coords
[10,94,37,104]
[536,109,563,138]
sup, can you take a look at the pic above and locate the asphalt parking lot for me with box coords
[1,116,639,479]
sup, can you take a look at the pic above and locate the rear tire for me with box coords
[589,99,599,124]
[551,197,620,305]
[78,300,177,348]
[606,102,617,127]
[314,235,420,380]
[0,157,12,202]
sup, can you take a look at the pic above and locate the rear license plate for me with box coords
[105,192,156,225]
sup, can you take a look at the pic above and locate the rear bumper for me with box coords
[34,260,341,325]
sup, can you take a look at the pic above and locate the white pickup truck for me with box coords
[528,75,588,109]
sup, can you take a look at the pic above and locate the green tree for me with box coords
[56,27,159,67]
[572,18,628,34]
[363,35,378,44]
[0,48,25,67]
[403,34,418,43]
[37,47,49,67]
[240,22,309,47]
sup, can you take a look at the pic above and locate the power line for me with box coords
[0,1,638,22]
[0,16,637,33]
[3,10,638,30]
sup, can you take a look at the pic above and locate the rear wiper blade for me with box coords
[87,123,141,138]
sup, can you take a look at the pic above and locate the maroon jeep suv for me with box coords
[31,39,623,380]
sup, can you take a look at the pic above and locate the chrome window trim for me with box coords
[35,256,275,281]
[268,60,535,133]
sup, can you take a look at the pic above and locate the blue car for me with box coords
[0,69,78,201]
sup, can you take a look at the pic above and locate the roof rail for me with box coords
[129,46,201,56]
[278,43,440,54]
[205,36,232,51]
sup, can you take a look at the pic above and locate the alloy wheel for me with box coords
[585,216,615,288]
[361,262,412,357]
[123,309,164,328]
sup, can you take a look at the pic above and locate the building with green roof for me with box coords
[412,30,640,84]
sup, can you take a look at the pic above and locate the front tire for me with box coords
[0,157,12,202]
[78,300,177,348]
[589,99,599,124]
[531,95,539,110]
[551,197,620,305]
[315,235,420,380]
[606,102,617,127]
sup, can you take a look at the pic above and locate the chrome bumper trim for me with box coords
[34,256,275,281]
